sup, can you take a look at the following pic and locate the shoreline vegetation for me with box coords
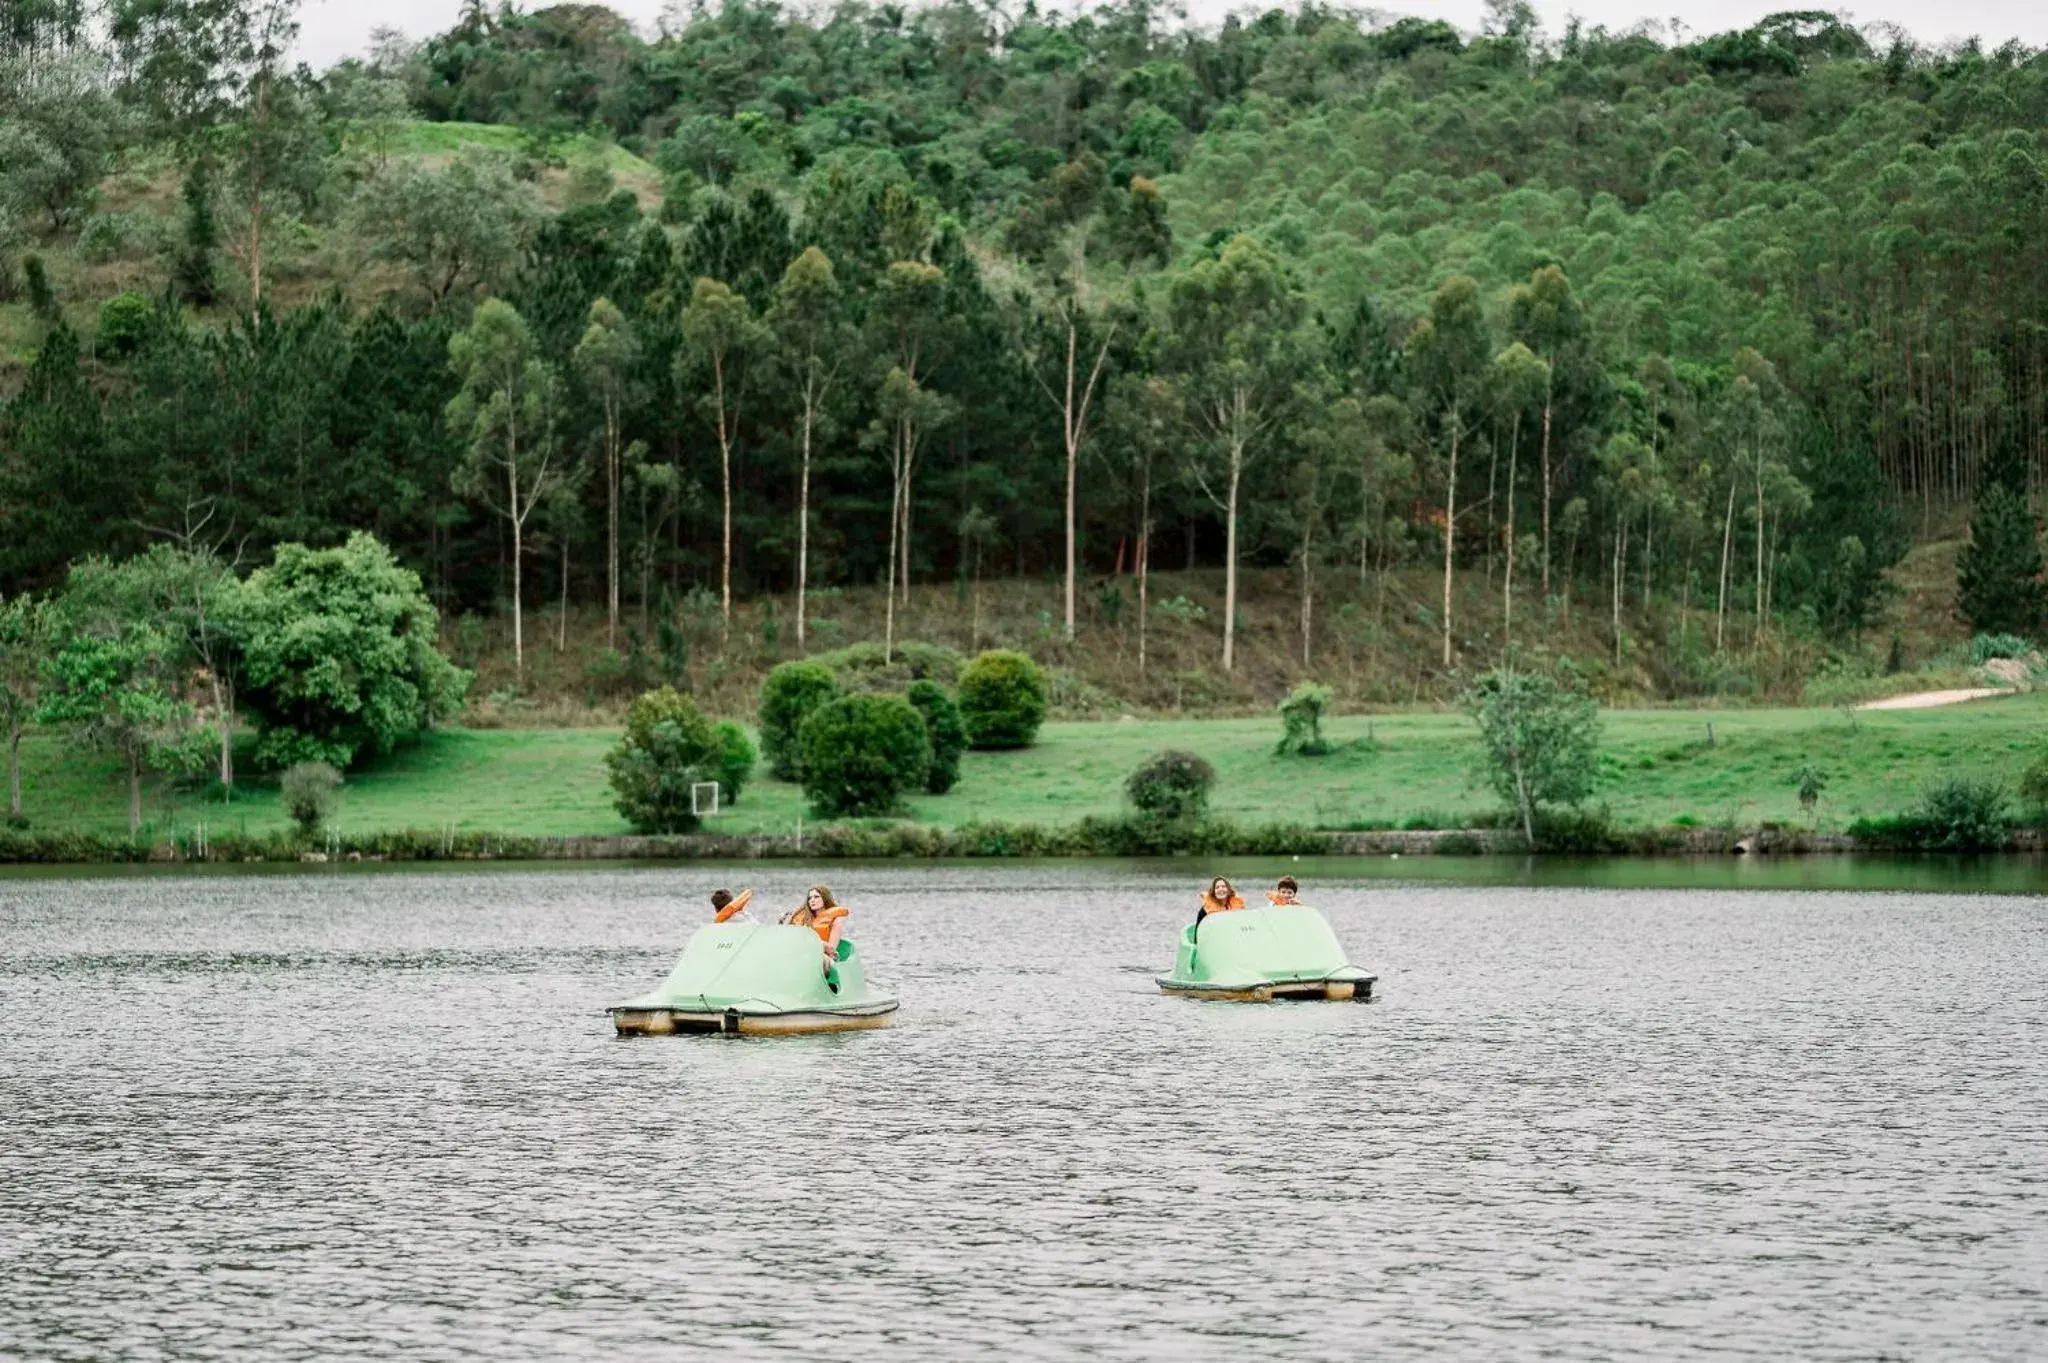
[10,694,2045,865]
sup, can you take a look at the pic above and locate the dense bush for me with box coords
[798,693,930,816]
[279,761,341,833]
[757,661,839,779]
[604,687,725,833]
[239,533,471,769]
[1125,749,1216,822]
[811,640,963,689]
[957,649,1048,749]
[712,721,756,805]
[1969,633,2036,663]
[905,680,967,795]
[1854,776,2013,851]
[1275,681,1333,756]
[2021,752,2048,821]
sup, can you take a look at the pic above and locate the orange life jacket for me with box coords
[713,888,753,923]
[786,904,848,942]
[1265,890,1298,906]
[1201,891,1245,914]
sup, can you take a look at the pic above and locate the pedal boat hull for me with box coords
[1156,904,1375,1003]
[611,920,898,1037]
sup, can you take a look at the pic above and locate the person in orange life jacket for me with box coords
[783,884,849,992]
[1194,875,1246,933]
[1266,875,1299,906]
[710,887,753,922]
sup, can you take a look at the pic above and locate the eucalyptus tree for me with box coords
[350,149,542,311]
[1102,372,1181,679]
[678,276,768,641]
[1164,235,1310,672]
[768,246,849,650]
[446,299,564,678]
[1489,342,1548,646]
[868,259,951,655]
[1507,266,1595,597]
[571,297,639,648]
[1407,275,1492,668]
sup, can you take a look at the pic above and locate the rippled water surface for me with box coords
[4,865,2046,1360]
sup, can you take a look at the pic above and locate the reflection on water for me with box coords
[3,865,2045,1360]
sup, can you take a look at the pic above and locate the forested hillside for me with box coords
[3,0,2046,705]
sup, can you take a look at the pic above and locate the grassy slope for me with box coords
[20,693,2046,842]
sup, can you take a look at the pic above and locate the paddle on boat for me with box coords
[611,919,899,1036]
[1157,902,1376,1002]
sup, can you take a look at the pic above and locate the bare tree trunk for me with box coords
[1300,519,1314,668]
[558,534,569,652]
[7,722,21,820]
[509,456,525,676]
[1611,517,1627,666]
[884,428,904,662]
[1137,455,1151,679]
[1063,321,1078,642]
[1753,451,1766,646]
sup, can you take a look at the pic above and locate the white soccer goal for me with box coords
[690,781,722,818]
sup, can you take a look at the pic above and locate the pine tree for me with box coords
[1956,473,2046,639]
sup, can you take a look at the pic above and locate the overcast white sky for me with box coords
[296,0,2047,68]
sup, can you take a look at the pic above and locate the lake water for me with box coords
[3,864,2045,1360]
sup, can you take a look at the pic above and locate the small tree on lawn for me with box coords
[1459,664,1601,845]
[604,687,724,834]
[758,660,840,780]
[39,569,191,838]
[280,761,341,834]
[0,594,54,823]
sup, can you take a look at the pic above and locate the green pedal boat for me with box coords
[611,920,899,1036]
[1157,903,1377,1002]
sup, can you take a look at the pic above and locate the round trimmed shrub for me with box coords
[758,660,840,779]
[906,680,967,795]
[1126,749,1215,822]
[798,693,930,817]
[712,720,756,805]
[957,649,1048,749]
[605,687,723,833]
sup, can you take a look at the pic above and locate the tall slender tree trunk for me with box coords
[604,397,619,649]
[1442,417,1460,668]
[127,746,142,837]
[1300,517,1315,668]
[884,428,904,662]
[1223,433,1243,672]
[1538,371,1555,595]
[1612,518,1627,665]
[1715,464,1738,654]
[558,535,569,652]
[8,722,21,820]
[714,355,733,644]
[508,453,525,676]
[1137,453,1152,679]
[1063,322,1079,642]
[796,401,814,650]
[1753,452,1766,646]
[1504,412,1520,647]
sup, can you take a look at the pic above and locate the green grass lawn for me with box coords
[17,693,2047,844]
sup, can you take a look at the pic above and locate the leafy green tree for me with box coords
[350,149,541,310]
[1165,235,1310,670]
[0,592,53,821]
[1275,681,1332,756]
[905,678,966,794]
[0,50,126,233]
[711,719,755,805]
[679,275,769,640]
[446,298,565,677]
[238,532,470,768]
[1459,665,1601,844]
[758,659,839,780]
[40,562,193,836]
[797,692,930,817]
[957,649,1048,749]
[604,686,723,833]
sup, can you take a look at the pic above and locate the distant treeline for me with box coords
[3,1,2045,664]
